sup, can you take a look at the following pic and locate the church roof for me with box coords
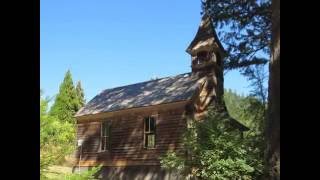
[75,73,201,117]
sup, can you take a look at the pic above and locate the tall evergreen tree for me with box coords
[50,70,78,123]
[201,1,279,178]
[265,0,280,178]
[75,81,85,109]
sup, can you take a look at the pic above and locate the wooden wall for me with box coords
[75,102,187,166]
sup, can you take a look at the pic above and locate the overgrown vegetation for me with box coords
[201,1,280,178]
[41,0,280,177]
[161,90,266,179]
[64,165,102,180]
[40,95,76,178]
[40,70,87,179]
[42,165,102,180]
[224,89,266,135]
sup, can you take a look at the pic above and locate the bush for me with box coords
[160,107,263,180]
[40,96,76,177]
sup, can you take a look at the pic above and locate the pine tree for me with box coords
[50,70,78,123]
[202,1,280,178]
[75,81,85,109]
[265,0,280,178]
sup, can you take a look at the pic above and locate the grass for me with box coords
[44,165,73,179]
[42,156,77,180]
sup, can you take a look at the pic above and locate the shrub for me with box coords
[161,107,263,179]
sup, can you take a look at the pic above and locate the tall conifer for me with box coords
[50,70,78,123]
[75,81,85,109]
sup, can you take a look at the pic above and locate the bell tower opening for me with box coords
[186,14,225,77]
[192,51,209,66]
[191,50,214,75]
[195,51,208,64]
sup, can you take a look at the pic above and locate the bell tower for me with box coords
[186,14,226,106]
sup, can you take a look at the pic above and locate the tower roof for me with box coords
[186,14,225,56]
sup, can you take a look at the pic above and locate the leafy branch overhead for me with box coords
[201,0,271,71]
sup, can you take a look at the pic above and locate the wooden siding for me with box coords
[75,103,187,166]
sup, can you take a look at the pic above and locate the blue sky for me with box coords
[41,0,254,103]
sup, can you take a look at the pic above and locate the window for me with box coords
[144,116,156,148]
[101,121,111,151]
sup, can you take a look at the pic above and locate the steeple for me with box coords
[186,14,226,105]
[186,14,225,77]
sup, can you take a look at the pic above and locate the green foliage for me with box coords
[40,93,76,178]
[224,90,265,179]
[201,0,271,71]
[75,81,86,108]
[49,70,79,123]
[41,165,102,180]
[64,165,102,180]
[41,70,87,178]
[160,152,185,172]
[244,64,268,104]
[200,4,270,169]
[224,89,265,134]
[161,94,265,179]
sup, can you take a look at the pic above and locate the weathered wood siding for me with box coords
[75,104,187,166]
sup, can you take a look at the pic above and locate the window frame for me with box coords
[100,121,111,152]
[144,116,156,149]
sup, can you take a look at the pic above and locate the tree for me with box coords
[265,0,280,179]
[201,0,271,71]
[40,92,75,178]
[50,70,79,123]
[224,89,265,134]
[75,81,86,109]
[224,90,266,178]
[244,64,268,105]
[201,0,279,178]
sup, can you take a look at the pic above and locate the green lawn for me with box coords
[44,165,73,180]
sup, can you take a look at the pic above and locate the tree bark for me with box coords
[265,0,280,179]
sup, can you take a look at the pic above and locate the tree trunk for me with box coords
[265,0,280,179]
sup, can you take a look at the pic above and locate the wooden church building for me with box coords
[74,14,248,179]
